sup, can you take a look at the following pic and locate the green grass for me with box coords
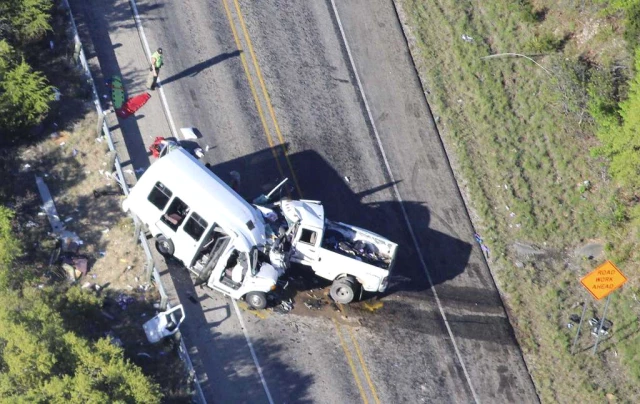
[399,0,640,401]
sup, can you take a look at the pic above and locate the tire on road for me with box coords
[155,235,175,257]
[246,291,267,310]
[330,278,358,304]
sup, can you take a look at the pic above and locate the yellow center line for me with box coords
[347,326,381,404]
[231,0,303,198]
[220,0,286,179]
[225,2,380,402]
[333,318,368,404]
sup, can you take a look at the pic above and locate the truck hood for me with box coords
[280,200,324,229]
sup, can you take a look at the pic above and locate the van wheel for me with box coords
[246,292,267,310]
[155,235,174,257]
[330,278,357,304]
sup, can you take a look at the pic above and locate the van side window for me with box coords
[299,229,317,245]
[148,182,172,210]
[183,212,208,241]
[161,197,190,231]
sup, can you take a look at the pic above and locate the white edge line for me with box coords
[327,1,480,403]
[129,0,180,139]
[128,2,274,402]
[232,299,275,404]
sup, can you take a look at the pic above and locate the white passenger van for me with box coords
[122,148,280,309]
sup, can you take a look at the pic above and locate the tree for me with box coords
[0,287,162,403]
[0,206,21,288]
[0,0,52,42]
[0,59,54,130]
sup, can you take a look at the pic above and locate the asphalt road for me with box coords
[70,0,539,402]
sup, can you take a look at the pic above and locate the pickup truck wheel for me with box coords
[246,292,267,310]
[155,235,174,257]
[330,279,356,304]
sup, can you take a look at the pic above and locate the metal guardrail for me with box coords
[60,1,204,402]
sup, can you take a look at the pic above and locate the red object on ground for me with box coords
[116,92,151,119]
[149,136,166,158]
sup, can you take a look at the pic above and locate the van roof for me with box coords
[134,148,266,247]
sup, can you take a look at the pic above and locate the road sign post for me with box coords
[570,302,588,355]
[579,260,627,355]
[592,294,612,355]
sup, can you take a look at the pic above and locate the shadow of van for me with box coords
[206,145,472,295]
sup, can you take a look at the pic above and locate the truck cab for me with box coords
[266,198,397,303]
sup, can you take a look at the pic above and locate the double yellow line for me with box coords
[221,0,302,197]
[221,1,380,402]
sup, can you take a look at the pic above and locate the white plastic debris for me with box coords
[53,87,61,101]
[461,34,474,43]
[180,127,199,139]
[64,217,73,223]
[194,148,204,158]
[143,305,185,343]
[344,176,350,182]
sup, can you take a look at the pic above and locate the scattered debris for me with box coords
[106,331,123,347]
[304,298,324,310]
[25,221,38,228]
[362,300,384,312]
[116,294,136,310]
[137,352,152,359]
[101,310,115,320]
[344,176,350,182]
[180,127,199,139]
[143,305,185,343]
[461,34,474,43]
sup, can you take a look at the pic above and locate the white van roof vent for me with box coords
[246,220,255,230]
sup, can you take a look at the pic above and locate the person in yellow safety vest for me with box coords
[148,47,164,90]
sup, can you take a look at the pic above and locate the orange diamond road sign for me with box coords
[580,260,628,300]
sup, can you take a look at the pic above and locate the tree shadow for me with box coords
[160,50,242,86]
[69,0,159,172]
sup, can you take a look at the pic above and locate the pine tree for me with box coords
[0,0,52,42]
[0,59,54,130]
[0,206,21,288]
[0,287,163,402]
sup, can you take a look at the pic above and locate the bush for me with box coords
[590,49,640,189]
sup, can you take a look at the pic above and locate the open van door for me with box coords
[193,235,231,285]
